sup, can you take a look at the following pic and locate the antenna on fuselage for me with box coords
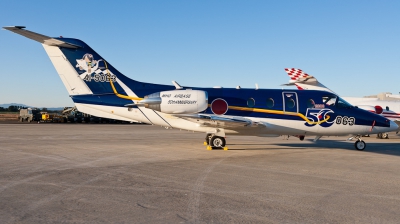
[255,83,259,90]
[172,81,183,90]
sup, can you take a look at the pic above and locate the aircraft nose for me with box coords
[389,120,399,131]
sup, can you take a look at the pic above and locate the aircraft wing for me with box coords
[176,114,267,128]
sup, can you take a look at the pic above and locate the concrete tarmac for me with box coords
[1,123,400,223]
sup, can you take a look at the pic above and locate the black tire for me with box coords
[210,136,226,149]
[382,132,389,139]
[354,140,366,151]
[377,133,383,139]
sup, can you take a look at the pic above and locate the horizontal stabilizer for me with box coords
[3,26,80,48]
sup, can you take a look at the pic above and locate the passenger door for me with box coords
[282,92,299,113]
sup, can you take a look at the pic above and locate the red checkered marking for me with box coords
[284,68,310,80]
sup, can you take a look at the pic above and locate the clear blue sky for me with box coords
[1,1,399,107]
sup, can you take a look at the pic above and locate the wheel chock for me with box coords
[207,146,212,150]
[223,147,228,150]
[203,141,208,145]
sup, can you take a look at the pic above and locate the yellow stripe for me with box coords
[103,65,329,125]
[104,61,144,101]
[226,105,330,125]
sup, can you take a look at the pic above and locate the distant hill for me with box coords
[0,103,32,108]
[0,103,64,111]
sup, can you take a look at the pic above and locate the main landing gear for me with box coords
[204,133,228,150]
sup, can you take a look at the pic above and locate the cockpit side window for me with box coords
[322,96,337,107]
[336,97,353,108]
[322,96,353,108]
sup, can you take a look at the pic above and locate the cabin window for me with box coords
[286,98,295,109]
[266,98,274,108]
[247,98,255,108]
[386,106,390,111]
[307,99,315,108]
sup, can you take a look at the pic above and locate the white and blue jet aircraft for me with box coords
[4,26,398,151]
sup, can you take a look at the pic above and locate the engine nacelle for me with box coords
[141,90,208,114]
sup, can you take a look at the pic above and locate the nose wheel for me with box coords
[349,135,366,151]
[354,140,366,151]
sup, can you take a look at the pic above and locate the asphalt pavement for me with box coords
[1,123,400,223]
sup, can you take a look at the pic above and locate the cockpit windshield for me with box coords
[322,95,337,107]
[336,97,353,108]
[322,95,353,108]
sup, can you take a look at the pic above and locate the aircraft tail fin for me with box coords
[282,68,335,93]
[3,26,145,99]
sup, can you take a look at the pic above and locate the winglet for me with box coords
[3,26,80,48]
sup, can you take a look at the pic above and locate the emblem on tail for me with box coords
[76,53,115,82]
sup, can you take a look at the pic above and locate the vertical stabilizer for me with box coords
[43,45,93,95]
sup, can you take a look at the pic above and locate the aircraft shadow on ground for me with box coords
[228,139,400,157]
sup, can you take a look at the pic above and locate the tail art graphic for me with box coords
[76,53,103,79]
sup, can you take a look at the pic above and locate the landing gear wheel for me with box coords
[210,136,226,149]
[354,140,366,151]
[382,132,389,139]
[377,133,383,139]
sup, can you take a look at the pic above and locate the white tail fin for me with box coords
[282,68,335,93]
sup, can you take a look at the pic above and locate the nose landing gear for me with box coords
[352,135,366,151]
[348,135,366,151]
[354,139,366,151]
